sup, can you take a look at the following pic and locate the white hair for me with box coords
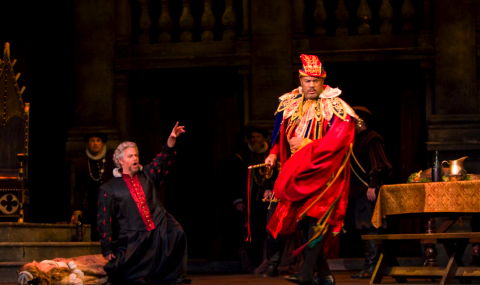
[113,141,138,168]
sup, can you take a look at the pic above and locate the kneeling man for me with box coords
[97,122,188,285]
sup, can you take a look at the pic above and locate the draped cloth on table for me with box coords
[267,116,355,239]
[371,180,480,229]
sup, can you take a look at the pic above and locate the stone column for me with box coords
[428,0,480,172]
[113,72,129,140]
[433,0,477,115]
[67,0,118,155]
[116,0,131,45]
[249,0,294,127]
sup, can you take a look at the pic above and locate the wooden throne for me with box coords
[0,42,29,222]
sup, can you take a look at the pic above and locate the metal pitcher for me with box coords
[441,156,468,178]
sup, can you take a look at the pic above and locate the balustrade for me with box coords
[115,0,428,45]
[158,0,173,42]
[179,0,194,42]
[313,0,327,36]
[138,0,151,43]
[379,0,393,34]
[201,0,215,41]
[335,0,349,36]
[125,0,244,43]
[300,0,425,37]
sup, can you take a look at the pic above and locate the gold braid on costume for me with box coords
[274,88,358,153]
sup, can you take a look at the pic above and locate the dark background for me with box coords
[1,0,478,262]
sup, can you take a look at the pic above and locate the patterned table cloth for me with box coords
[372,180,480,228]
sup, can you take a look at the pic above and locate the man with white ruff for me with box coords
[265,54,358,285]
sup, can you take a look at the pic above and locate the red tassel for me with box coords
[292,242,308,257]
[245,167,252,242]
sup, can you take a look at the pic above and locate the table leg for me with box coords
[370,252,385,284]
[423,217,438,266]
[422,240,438,266]
[422,216,460,267]
[426,217,435,233]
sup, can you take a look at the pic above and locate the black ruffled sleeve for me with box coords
[143,144,176,186]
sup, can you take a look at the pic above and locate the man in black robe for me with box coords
[227,126,276,272]
[347,106,392,279]
[69,132,114,241]
[97,122,188,285]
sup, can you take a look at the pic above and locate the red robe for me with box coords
[267,102,355,239]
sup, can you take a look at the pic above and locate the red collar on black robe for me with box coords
[122,174,156,231]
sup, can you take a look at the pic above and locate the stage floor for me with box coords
[188,272,370,285]
[4,271,480,284]
[186,272,480,285]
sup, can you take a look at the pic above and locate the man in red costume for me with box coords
[265,54,357,285]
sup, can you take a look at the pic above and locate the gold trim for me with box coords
[298,143,353,219]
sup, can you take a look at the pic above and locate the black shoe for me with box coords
[263,264,278,277]
[284,274,313,285]
[314,275,335,285]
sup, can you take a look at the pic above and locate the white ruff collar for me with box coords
[113,168,122,178]
[247,141,269,154]
[86,145,107,160]
[319,85,342,98]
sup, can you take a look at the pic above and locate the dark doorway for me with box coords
[325,60,428,259]
[128,67,244,259]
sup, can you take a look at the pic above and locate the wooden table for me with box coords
[372,180,480,229]
[364,180,480,284]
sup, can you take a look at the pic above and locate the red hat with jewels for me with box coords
[299,54,326,78]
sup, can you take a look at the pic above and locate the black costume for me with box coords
[347,128,392,278]
[97,145,187,284]
[70,146,114,240]
[222,140,276,271]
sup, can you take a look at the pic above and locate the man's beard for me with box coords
[86,145,107,160]
[305,89,320,99]
[249,141,268,154]
[251,142,263,153]
[127,163,140,175]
